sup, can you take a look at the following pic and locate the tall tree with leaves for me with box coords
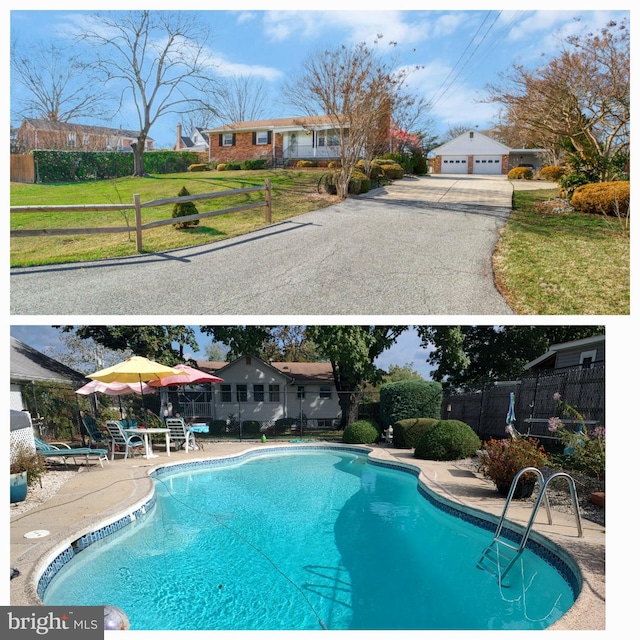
[485,19,629,181]
[56,325,198,366]
[80,10,218,176]
[306,325,407,427]
[416,326,604,391]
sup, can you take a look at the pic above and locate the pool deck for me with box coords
[9,441,605,630]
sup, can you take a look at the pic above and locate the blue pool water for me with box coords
[43,449,577,630]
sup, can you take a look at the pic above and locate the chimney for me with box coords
[176,123,182,150]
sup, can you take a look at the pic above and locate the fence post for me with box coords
[134,194,143,252]
[264,179,272,223]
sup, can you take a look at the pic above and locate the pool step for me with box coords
[477,539,521,585]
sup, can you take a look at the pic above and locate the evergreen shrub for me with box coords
[414,419,481,461]
[172,186,200,229]
[393,418,439,449]
[508,166,532,180]
[342,419,379,444]
[571,181,630,217]
[539,165,566,181]
[379,379,442,427]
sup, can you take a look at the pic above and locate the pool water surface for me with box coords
[43,449,577,630]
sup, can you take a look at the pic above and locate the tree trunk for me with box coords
[131,135,147,177]
[338,389,361,428]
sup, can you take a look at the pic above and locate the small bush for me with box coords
[539,165,566,181]
[241,158,269,170]
[172,186,200,229]
[241,420,261,435]
[210,420,227,436]
[328,161,341,169]
[297,160,317,168]
[216,163,229,171]
[571,181,630,217]
[188,163,209,172]
[393,418,439,449]
[508,167,532,180]
[342,419,379,444]
[413,154,428,175]
[414,420,481,461]
[348,170,371,194]
[378,162,404,180]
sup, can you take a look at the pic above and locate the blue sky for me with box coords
[9,325,436,378]
[9,5,630,149]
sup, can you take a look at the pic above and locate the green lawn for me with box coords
[10,170,337,266]
[11,175,630,314]
[493,188,630,314]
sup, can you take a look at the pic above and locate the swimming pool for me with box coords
[42,447,579,630]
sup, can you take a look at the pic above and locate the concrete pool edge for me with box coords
[10,442,604,629]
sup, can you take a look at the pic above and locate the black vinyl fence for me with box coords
[442,363,605,442]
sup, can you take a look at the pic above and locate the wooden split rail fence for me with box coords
[10,180,272,254]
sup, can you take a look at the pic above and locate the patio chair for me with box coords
[81,414,110,448]
[34,436,109,468]
[105,420,145,460]
[165,418,196,452]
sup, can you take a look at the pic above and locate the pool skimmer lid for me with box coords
[24,530,50,539]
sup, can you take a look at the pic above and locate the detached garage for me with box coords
[431,130,510,175]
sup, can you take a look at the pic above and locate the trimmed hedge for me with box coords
[348,170,371,194]
[241,420,261,435]
[342,419,379,444]
[508,166,533,180]
[392,418,439,449]
[188,163,209,172]
[31,149,200,183]
[296,160,317,168]
[571,181,630,216]
[540,165,566,181]
[414,419,481,461]
[210,420,228,436]
[379,379,442,427]
[241,158,269,170]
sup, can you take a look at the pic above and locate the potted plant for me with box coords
[478,436,548,498]
[10,442,47,504]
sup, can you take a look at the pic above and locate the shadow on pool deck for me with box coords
[10,441,604,630]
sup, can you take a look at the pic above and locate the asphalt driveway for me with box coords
[10,174,515,315]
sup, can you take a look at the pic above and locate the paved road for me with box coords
[10,174,515,315]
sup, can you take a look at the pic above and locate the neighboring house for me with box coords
[177,355,341,429]
[174,124,210,152]
[430,130,546,175]
[523,335,605,372]
[10,336,85,411]
[16,118,154,153]
[206,115,356,167]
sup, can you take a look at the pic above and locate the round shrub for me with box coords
[188,163,208,172]
[241,420,261,435]
[328,161,342,169]
[216,163,229,171]
[348,170,371,194]
[571,181,630,217]
[241,158,269,170]
[342,419,379,444]
[414,420,481,461]
[210,420,227,436]
[393,418,439,449]
[297,160,317,168]
[508,167,532,180]
[539,165,566,181]
[377,162,404,180]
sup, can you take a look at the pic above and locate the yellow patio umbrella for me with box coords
[88,356,188,415]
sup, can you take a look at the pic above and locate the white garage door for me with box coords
[473,156,502,174]
[440,156,468,174]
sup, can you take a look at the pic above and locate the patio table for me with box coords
[124,427,170,459]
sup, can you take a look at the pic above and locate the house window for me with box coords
[236,384,248,402]
[269,384,280,402]
[220,384,232,402]
[320,386,332,399]
[317,419,335,428]
[82,135,91,148]
[222,133,235,146]
[67,132,77,148]
[253,384,264,402]
[580,350,597,368]
[318,129,339,147]
[297,386,305,399]
[256,131,269,145]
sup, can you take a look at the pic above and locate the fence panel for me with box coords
[443,363,604,442]
[10,154,35,183]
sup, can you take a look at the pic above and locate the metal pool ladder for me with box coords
[477,467,583,585]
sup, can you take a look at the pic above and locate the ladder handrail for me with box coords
[481,467,583,584]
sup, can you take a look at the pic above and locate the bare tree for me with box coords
[485,19,629,181]
[10,40,111,123]
[284,42,416,199]
[214,75,269,124]
[80,10,218,176]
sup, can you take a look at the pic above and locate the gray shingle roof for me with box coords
[10,337,85,384]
